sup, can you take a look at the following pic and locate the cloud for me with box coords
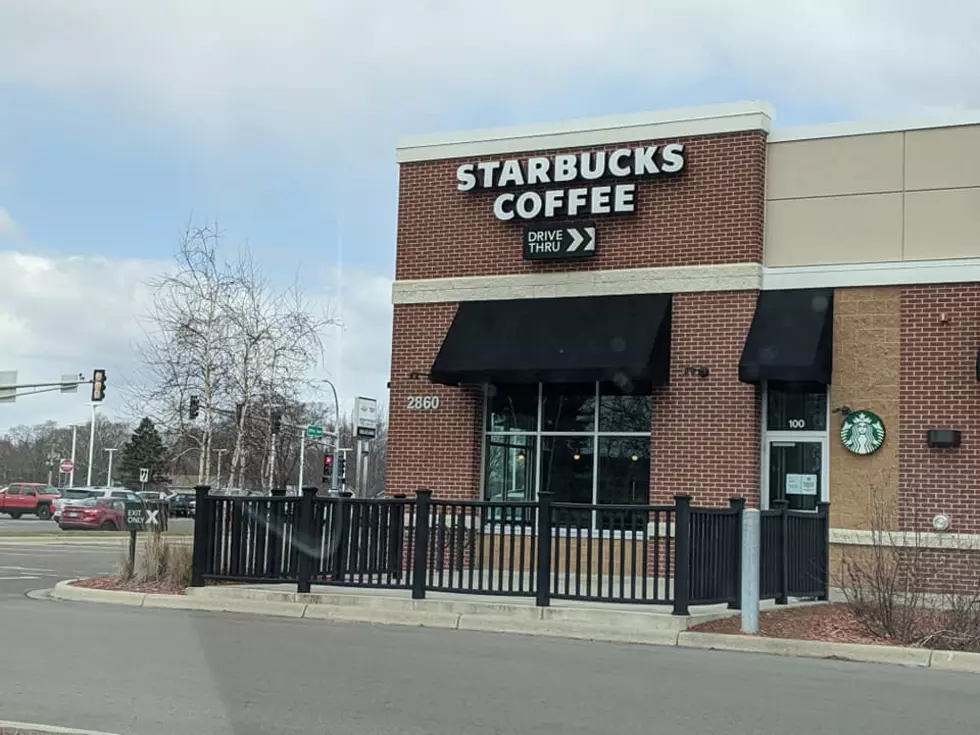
[2,1,979,157]
[0,208,22,242]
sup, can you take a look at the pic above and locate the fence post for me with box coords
[773,499,789,605]
[296,487,317,594]
[412,489,432,600]
[191,484,211,587]
[728,497,746,610]
[535,491,554,607]
[672,494,691,616]
[390,494,407,580]
[816,501,831,601]
[332,492,351,581]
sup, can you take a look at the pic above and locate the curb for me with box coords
[0,720,124,735]
[45,582,980,673]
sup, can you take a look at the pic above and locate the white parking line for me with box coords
[0,575,41,580]
[0,565,56,572]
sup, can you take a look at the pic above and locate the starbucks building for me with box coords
[389,101,980,588]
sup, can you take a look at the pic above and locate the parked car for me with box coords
[166,492,196,518]
[58,497,127,531]
[0,483,62,520]
[52,487,145,522]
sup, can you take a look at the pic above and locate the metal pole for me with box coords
[86,404,97,487]
[741,508,761,634]
[69,426,77,487]
[105,448,117,487]
[215,449,226,490]
[322,380,340,492]
[297,429,306,496]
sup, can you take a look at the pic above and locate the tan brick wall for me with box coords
[396,131,767,280]
[829,287,901,530]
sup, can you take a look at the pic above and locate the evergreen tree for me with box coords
[118,417,169,488]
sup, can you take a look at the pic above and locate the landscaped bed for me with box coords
[691,603,895,645]
[69,575,186,595]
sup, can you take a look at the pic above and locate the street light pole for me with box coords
[69,425,77,487]
[297,429,306,495]
[104,448,117,487]
[214,448,228,490]
[86,403,98,486]
[320,379,341,492]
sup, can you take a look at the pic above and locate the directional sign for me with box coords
[523,223,597,261]
[59,458,74,474]
[306,425,324,439]
[139,467,149,483]
[124,502,145,532]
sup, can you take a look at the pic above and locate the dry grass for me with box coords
[117,531,193,588]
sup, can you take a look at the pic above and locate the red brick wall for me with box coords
[651,291,761,507]
[387,302,483,499]
[395,131,767,280]
[899,285,980,534]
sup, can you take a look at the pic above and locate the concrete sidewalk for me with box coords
[47,580,980,674]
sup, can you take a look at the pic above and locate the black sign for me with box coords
[523,223,597,261]
[124,502,145,532]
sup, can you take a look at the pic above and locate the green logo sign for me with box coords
[840,410,886,455]
[306,425,324,438]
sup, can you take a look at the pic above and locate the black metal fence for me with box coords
[191,487,830,615]
[760,500,830,603]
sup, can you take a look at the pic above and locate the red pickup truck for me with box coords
[0,483,62,520]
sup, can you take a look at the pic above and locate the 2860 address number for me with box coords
[407,396,440,411]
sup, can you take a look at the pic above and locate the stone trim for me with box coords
[831,528,980,551]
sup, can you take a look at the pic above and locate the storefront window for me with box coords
[768,441,822,511]
[766,383,827,432]
[484,382,652,528]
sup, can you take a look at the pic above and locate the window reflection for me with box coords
[484,435,535,503]
[598,382,652,433]
[539,436,593,504]
[766,383,827,431]
[486,384,537,432]
[541,383,595,432]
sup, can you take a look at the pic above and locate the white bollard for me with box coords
[741,508,761,634]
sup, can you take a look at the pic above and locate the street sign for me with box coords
[355,397,378,439]
[124,502,145,532]
[139,467,149,483]
[59,458,74,474]
[306,425,324,439]
[523,223,597,261]
[60,374,80,393]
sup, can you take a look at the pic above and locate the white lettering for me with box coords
[590,186,612,214]
[567,188,588,216]
[476,161,500,188]
[661,143,685,173]
[515,191,543,219]
[543,189,564,218]
[608,149,632,177]
[497,159,525,187]
[613,184,636,213]
[456,164,477,192]
[526,157,551,185]
[634,146,659,175]
[494,193,516,221]
[580,151,606,180]
[554,154,577,182]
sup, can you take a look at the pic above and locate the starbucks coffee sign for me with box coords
[455,144,686,222]
[840,410,886,455]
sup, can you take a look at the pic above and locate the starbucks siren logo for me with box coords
[840,410,886,455]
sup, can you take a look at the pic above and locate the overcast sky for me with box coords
[1,0,979,430]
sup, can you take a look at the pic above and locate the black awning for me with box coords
[430,293,672,386]
[739,288,834,385]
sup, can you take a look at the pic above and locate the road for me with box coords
[0,516,195,533]
[1,544,979,735]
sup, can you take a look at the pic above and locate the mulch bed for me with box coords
[690,603,896,646]
[69,575,186,595]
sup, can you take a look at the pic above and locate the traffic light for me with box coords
[271,411,282,434]
[338,454,347,482]
[91,369,107,402]
[188,395,200,420]
[322,454,333,483]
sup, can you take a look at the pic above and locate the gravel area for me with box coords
[690,603,896,645]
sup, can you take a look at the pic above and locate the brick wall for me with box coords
[651,291,761,507]
[899,285,980,534]
[395,131,767,280]
[829,287,901,530]
[387,302,483,499]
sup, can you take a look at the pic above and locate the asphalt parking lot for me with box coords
[0,515,195,533]
[0,540,122,598]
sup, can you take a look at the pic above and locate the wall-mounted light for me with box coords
[682,365,710,378]
[408,371,431,380]
[831,405,852,417]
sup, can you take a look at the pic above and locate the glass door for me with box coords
[765,440,825,511]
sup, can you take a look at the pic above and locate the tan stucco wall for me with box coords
[766,126,980,267]
[828,287,900,530]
